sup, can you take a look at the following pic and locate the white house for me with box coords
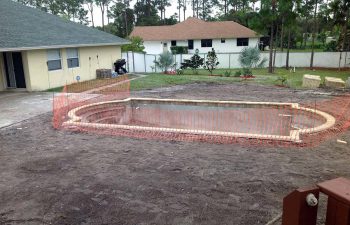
[130,17,260,54]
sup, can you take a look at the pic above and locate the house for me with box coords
[130,17,260,54]
[0,0,128,92]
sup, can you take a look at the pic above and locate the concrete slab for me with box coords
[325,77,345,89]
[0,92,53,128]
[302,74,321,89]
[346,77,350,88]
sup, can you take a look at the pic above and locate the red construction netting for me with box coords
[53,75,130,129]
[53,75,350,148]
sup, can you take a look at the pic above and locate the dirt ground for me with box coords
[1,82,350,225]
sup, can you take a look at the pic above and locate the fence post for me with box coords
[154,55,157,73]
[144,53,147,73]
[126,52,130,72]
[132,51,135,73]
[344,52,348,68]
[229,53,231,69]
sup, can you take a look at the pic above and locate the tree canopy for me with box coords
[15,0,350,65]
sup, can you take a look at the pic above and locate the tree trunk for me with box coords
[178,0,181,22]
[273,25,278,71]
[106,4,109,24]
[268,0,276,73]
[196,0,199,17]
[101,4,105,30]
[88,4,94,27]
[299,37,303,49]
[163,9,166,23]
[183,0,186,21]
[337,24,347,51]
[280,20,284,52]
[268,25,274,73]
[202,0,205,20]
[338,9,349,70]
[286,28,291,70]
[192,0,195,16]
[124,11,128,37]
[224,0,227,15]
[310,0,318,70]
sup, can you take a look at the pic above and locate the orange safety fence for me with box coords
[53,75,350,148]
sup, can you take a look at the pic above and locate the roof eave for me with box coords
[142,36,260,41]
[0,42,130,52]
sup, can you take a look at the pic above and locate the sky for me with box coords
[86,0,187,27]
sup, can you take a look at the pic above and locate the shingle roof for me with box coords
[0,0,129,52]
[130,17,259,41]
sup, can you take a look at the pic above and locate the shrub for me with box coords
[154,51,175,72]
[224,71,231,77]
[242,68,253,76]
[238,47,267,75]
[181,53,204,74]
[177,69,184,75]
[170,46,188,54]
[234,70,241,77]
[204,48,219,75]
[276,76,288,86]
[324,40,337,52]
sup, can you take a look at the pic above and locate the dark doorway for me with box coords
[3,52,26,89]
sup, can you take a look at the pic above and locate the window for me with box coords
[201,39,212,47]
[171,40,177,46]
[237,38,249,46]
[221,38,225,43]
[47,49,62,71]
[66,48,79,68]
[188,40,194,50]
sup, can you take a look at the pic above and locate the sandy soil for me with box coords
[1,83,350,225]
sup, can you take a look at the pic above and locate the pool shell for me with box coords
[64,98,336,143]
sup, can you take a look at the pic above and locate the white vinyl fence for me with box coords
[122,51,350,73]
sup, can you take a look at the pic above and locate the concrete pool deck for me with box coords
[0,92,53,129]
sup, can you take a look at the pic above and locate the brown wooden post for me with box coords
[282,186,320,225]
[317,177,350,225]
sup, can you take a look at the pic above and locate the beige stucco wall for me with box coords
[25,45,121,91]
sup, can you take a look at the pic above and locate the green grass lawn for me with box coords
[251,68,350,88]
[45,68,349,92]
[130,73,242,91]
[131,68,350,90]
